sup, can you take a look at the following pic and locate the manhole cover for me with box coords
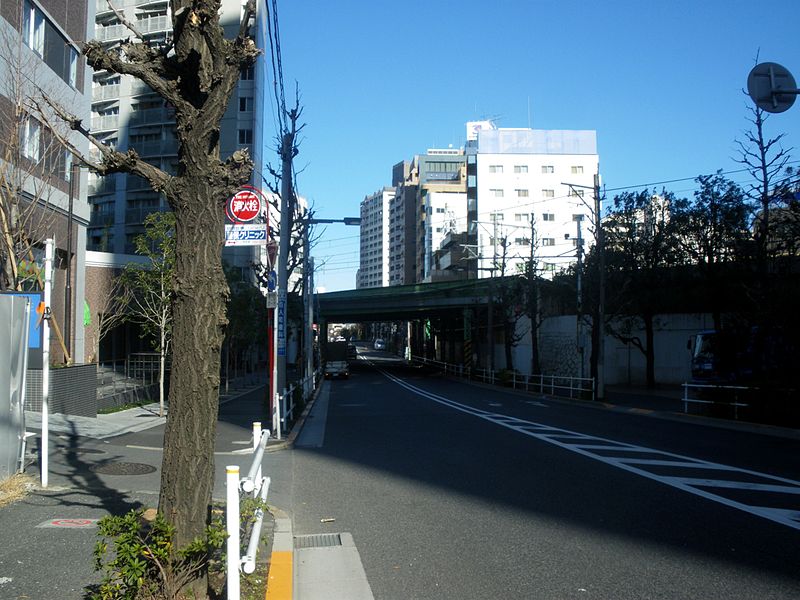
[90,462,157,475]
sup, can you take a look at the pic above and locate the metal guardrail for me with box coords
[412,355,595,401]
[225,423,271,600]
[273,370,320,439]
[682,383,751,420]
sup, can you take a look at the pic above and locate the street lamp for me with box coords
[301,215,360,395]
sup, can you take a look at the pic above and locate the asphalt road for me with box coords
[276,352,800,600]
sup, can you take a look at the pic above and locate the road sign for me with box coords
[224,224,268,246]
[277,290,286,357]
[226,187,264,223]
[747,62,797,114]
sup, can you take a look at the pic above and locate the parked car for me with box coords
[373,338,386,351]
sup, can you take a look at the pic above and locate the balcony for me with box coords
[126,206,169,224]
[92,84,120,102]
[136,15,171,36]
[88,177,117,196]
[130,107,176,127]
[94,23,127,43]
[91,114,119,132]
[89,211,115,227]
[129,138,178,157]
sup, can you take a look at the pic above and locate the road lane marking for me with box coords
[380,370,800,531]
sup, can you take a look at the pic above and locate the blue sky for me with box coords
[263,0,800,292]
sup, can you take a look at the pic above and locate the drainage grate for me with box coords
[294,533,342,549]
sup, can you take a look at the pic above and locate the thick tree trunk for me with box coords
[158,181,228,587]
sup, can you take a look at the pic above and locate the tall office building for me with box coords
[0,0,93,363]
[88,0,265,274]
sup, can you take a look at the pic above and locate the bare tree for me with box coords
[40,2,260,594]
[122,211,175,418]
[735,103,792,270]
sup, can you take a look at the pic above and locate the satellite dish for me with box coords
[747,62,797,113]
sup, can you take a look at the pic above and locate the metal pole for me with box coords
[41,238,53,487]
[276,132,293,408]
[594,173,606,401]
[303,222,312,394]
[576,218,584,379]
[225,466,241,600]
[64,163,77,363]
[308,257,314,386]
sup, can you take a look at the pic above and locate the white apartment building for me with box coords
[357,187,394,289]
[473,127,598,278]
[424,190,467,279]
[88,0,262,274]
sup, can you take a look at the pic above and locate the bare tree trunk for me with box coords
[158,184,227,596]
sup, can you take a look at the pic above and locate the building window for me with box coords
[490,213,504,222]
[241,66,254,80]
[542,238,555,246]
[569,188,585,198]
[516,189,529,198]
[515,237,531,246]
[21,116,41,161]
[490,189,504,198]
[239,97,254,112]
[542,189,554,198]
[571,165,584,174]
[23,0,44,55]
[542,213,555,221]
[514,165,528,174]
[544,263,556,272]
[238,129,253,144]
[573,214,585,222]
[24,0,79,87]
[541,165,554,174]
[489,165,503,173]
[68,46,78,87]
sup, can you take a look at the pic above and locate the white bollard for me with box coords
[252,422,262,483]
[226,466,241,600]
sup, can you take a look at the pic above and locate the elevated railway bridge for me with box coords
[316,277,569,369]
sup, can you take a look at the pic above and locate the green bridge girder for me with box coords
[317,278,493,322]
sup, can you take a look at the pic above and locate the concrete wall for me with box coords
[508,312,715,385]
[25,364,97,417]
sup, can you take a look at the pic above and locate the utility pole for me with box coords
[593,173,605,401]
[576,217,584,379]
[275,131,293,416]
[562,173,605,400]
[528,214,539,377]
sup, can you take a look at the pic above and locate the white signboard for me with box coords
[224,224,268,246]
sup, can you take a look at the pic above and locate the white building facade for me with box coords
[473,127,598,278]
[357,187,394,289]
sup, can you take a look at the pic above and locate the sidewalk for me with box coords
[2,377,279,600]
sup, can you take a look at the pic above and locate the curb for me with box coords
[266,505,294,600]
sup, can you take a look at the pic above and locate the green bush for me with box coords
[87,509,226,600]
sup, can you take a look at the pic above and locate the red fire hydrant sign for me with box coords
[226,187,263,223]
